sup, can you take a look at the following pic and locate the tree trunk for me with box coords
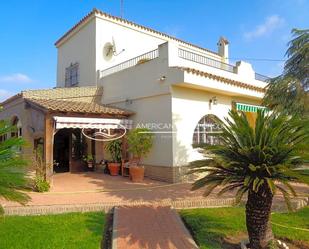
[246,183,274,249]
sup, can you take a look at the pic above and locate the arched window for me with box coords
[11,116,22,137]
[192,115,223,146]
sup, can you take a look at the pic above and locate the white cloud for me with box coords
[0,73,34,83]
[0,89,14,102]
[244,15,285,40]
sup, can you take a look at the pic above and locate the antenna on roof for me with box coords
[120,0,124,18]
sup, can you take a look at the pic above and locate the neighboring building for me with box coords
[0,9,268,182]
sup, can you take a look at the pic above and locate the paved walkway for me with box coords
[113,206,199,249]
[1,172,308,215]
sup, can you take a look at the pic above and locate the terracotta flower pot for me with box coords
[108,163,120,176]
[130,166,145,182]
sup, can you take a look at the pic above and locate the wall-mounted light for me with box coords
[125,99,133,105]
[209,96,218,110]
[212,96,218,105]
[209,96,218,105]
[158,75,166,82]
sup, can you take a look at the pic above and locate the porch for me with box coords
[23,95,134,178]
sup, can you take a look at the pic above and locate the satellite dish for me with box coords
[111,36,125,56]
[112,37,117,54]
[103,42,114,61]
[103,38,125,60]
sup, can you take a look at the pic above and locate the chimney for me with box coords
[217,37,229,64]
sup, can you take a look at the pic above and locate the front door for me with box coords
[53,129,70,173]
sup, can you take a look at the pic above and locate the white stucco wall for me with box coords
[99,42,265,168]
[95,16,166,74]
[171,86,261,166]
[0,99,44,158]
[56,14,224,88]
[99,57,184,167]
[55,14,268,172]
[56,18,96,87]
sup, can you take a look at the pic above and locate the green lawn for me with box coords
[0,212,105,249]
[180,207,309,249]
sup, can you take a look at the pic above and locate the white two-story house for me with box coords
[0,8,268,182]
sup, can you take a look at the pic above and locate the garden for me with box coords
[180,207,309,249]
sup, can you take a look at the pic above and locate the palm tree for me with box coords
[263,29,309,116]
[0,120,30,211]
[189,110,309,249]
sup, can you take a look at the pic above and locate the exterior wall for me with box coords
[56,18,96,87]
[51,14,269,183]
[171,85,261,168]
[0,99,44,160]
[98,42,265,182]
[165,42,266,91]
[95,16,166,74]
[99,58,183,177]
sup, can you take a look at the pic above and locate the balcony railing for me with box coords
[178,48,236,73]
[254,73,271,82]
[101,49,159,77]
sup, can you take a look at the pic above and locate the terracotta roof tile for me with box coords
[175,67,265,93]
[22,86,102,102]
[1,86,103,106]
[55,8,218,56]
[26,98,133,116]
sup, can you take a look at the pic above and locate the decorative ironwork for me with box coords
[178,48,235,73]
[101,49,159,77]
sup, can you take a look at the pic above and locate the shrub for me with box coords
[35,176,50,192]
[105,140,122,163]
[126,128,153,165]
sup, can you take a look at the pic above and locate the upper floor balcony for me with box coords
[99,42,270,85]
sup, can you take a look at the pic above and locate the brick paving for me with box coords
[0,172,308,215]
[113,206,199,249]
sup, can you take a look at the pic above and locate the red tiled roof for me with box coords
[27,98,133,116]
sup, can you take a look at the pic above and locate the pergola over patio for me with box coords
[21,88,134,177]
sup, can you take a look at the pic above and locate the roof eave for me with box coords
[54,8,219,56]
[176,67,265,93]
[0,93,23,106]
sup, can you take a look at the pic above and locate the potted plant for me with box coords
[127,128,154,182]
[83,154,94,170]
[105,140,122,176]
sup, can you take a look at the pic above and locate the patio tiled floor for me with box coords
[0,172,308,211]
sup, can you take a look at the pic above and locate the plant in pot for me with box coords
[105,139,122,176]
[83,154,94,170]
[127,128,154,182]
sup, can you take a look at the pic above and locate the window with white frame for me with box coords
[65,63,79,87]
[192,115,223,146]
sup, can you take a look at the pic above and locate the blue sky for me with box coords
[0,0,308,101]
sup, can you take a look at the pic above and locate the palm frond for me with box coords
[189,110,308,204]
[0,121,30,204]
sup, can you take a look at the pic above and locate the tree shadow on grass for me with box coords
[180,209,247,249]
[84,212,106,248]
